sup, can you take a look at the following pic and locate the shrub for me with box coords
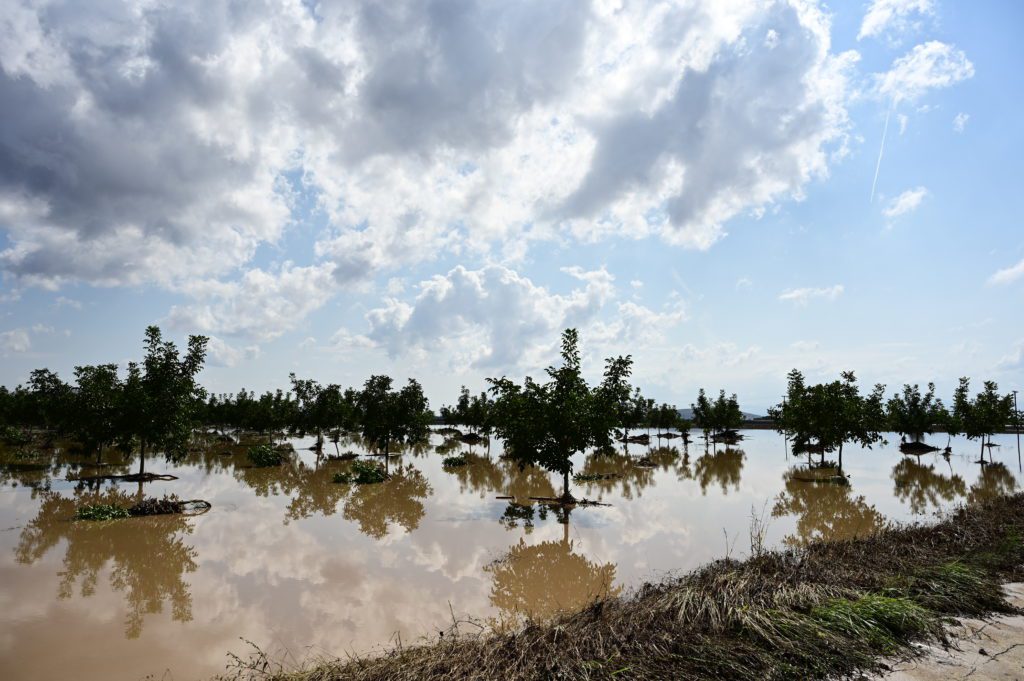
[75,503,131,521]
[443,455,468,468]
[334,459,388,484]
[247,443,283,467]
[0,425,30,446]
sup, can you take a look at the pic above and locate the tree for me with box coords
[953,378,1014,462]
[488,329,631,503]
[886,383,947,451]
[71,364,122,461]
[769,370,886,472]
[120,326,208,477]
[27,368,71,443]
[692,389,742,441]
[357,375,432,458]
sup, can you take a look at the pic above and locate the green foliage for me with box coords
[886,383,947,443]
[442,455,468,468]
[488,329,634,498]
[810,595,932,652]
[71,363,122,455]
[247,443,283,467]
[692,389,743,437]
[358,375,432,454]
[333,459,388,485]
[0,424,30,446]
[770,370,887,466]
[74,503,131,521]
[953,377,1014,450]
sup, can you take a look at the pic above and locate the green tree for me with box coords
[886,383,947,449]
[488,329,631,503]
[769,370,886,471]
[120,326,208,477]
[953,378,1014,462]
[357,375,432,458]
[71,364,122,461]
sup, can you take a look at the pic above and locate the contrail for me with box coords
[869,101,893,203]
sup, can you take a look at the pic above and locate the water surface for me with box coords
[1,430,1020,680]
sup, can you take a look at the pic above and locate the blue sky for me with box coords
[0,0,1021,414]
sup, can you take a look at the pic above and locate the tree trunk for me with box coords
[838,442,844,473]
[139,442,146,477]
[562,468,571,502]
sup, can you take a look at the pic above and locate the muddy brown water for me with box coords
[0,431,1021,680]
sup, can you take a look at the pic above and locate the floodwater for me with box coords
[1,430,1021,680]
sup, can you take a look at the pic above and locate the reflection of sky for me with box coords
[0,430,1021,680]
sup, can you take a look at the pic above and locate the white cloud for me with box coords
[166,262,338,342]
[897,113,908,135]
[790,340,820,351]
[858,0,934,41]
[778,285,844,305]
[882,186,928,218]
[340,264,682,372]
[875,41,974,103]
[996,339,1024,371]
[53,296,82,310]
[735,277,752,290]
[0,0,858,299]
[953,112,969,133]
[988,258,1024,286]
[206,336,261,368]
[0,329,30,354]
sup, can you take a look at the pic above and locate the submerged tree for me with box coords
[119,327,208,477]
[953,378,1014,462]
[692,389,742,441]
[770,370,887,471]
[488,329,632,503]
[886,383,947,452]
[70,364,122,461]
[357,375,432,457]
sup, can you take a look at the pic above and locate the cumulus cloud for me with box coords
[0,0,858,297]
[206,336,261,368]
[997,340,1024,371]
[858,0,934,41]
[166,262,337,342]
[953,112,969,132]
[778,285,844,305]
[337,264,682,371]
[0,328,30,354]
[875,41,974,103]
[882,186,928,218]
[988,258,1024,286]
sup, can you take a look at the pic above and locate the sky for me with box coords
[0,0,1022,414]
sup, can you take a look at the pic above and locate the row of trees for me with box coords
[1,326,1019,494]
[771,370,1018,468]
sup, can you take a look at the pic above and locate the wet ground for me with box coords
[0,430,1021,680]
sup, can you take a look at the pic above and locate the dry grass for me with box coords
[219,494,1024,681]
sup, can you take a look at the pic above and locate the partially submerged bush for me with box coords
[442,455,468,468]
[75,503,131,521]
[333,459,388,485]
[247,443,283,467]
[0,425,30,446]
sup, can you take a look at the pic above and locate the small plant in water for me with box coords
[442,455,468,468]
[333,459,388,484]
[572,472,618,482]
[247,443,283,467]
[75,503,131,521]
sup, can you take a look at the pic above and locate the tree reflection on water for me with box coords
[15,489,197,638]
[772,468,885,547]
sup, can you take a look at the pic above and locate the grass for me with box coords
[218,493,1024,681]
[333,460,388,485]
[248,443,284,467]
